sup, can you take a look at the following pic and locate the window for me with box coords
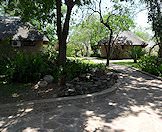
[11,41,21,47]
[22,41,35,46]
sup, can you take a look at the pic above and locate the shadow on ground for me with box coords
[0,65,162,132]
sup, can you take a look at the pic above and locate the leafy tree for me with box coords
[69,12,134,58]
[68,15,108,56]
[145,0,162,58]
[1,0,92,85]
[134,30,151,42]
[132,0,162,58]
[88,0,134,65]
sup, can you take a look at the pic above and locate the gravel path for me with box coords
[0,64,162,132]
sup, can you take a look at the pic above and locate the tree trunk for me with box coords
[107,30,113,66]
[158,38,162,58]
[56,0,63,65]
[56,0,74,86]
[100,20,113,66]
[134,59,137,63]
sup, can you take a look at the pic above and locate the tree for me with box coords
[88,0,134,66]
[68,15,108,56]
[1,0,92,85]
[134,29,151,42]
[136,0,162,58]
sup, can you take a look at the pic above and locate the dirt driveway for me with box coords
[0,64,162,132]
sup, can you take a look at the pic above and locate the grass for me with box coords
[113,61,139,68]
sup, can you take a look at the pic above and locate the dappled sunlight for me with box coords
[82,101,162,132]
[0,64,162,131]
[0,106,34,131]
[109,106,162,132]
[21,127,40,132]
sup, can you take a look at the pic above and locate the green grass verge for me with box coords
[113,61,139,68]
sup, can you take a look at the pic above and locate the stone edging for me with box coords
[129,66,162,81]
[0,81,119,108]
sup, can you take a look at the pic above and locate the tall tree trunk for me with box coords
[102,22,113,66]
[56,0,63,65]
[106,29,113,66]
[61,5,73,64]
[56,0,74,85]
[158,43,162,58]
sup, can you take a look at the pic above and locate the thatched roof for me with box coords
[98,31,148,46]
[0,16,49,42]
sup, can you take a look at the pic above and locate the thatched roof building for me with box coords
[0,16,48,42]
[98,31,148,47]
[98,31,148,59]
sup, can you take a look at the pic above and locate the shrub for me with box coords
[60,59,106,81]
[138,55,162,76]
[42,45,58,62]
[1,52,51,83]
[129,47,146,63]
[1,51,106,83]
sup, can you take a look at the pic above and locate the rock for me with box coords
[106,77,111,81]
[106,72,114,77]
[100,75,107,80]
[37,80,48,87]
[66,83,73,87]
[94,81,102,86]
[53,94,57,98]
[102,80,107,83]
[43,75,54,83]
[94,69,106,76]
[112,74,118,80]
[72,77,79,82]
[68,89,75,92]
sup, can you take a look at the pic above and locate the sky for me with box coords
[99,0,150,28]
[134,8,149,28]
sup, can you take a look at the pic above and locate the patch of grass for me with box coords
[113,61,139,68]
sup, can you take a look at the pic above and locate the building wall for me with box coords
[99,45,143,59]
[19,41,44,53]
[0,39,16,58]
[0,39,44,58]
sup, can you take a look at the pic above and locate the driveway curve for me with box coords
[0,64,162,132]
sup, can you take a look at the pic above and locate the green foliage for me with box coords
[113,61,138,68]
[67,43,85,57]
[138,55,162,76]
[129,47,146,63]
[0,52,50,83]
[61,59,106,81]
[0,51,105,83]
[105,13,134,34]
[134,29,151,42]
[69,12,134,57]
[42,45,58,61]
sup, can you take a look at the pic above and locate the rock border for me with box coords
[0,80,119,108]
[129,67,162,81]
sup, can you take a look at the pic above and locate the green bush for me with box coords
[0,51,106,83]
[1,52,51,83]
[60,59,106,81]
[138,55,162,76]
[129,47,146,63]
[42,45,58,62]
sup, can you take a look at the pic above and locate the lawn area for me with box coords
[112,61,139,68]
